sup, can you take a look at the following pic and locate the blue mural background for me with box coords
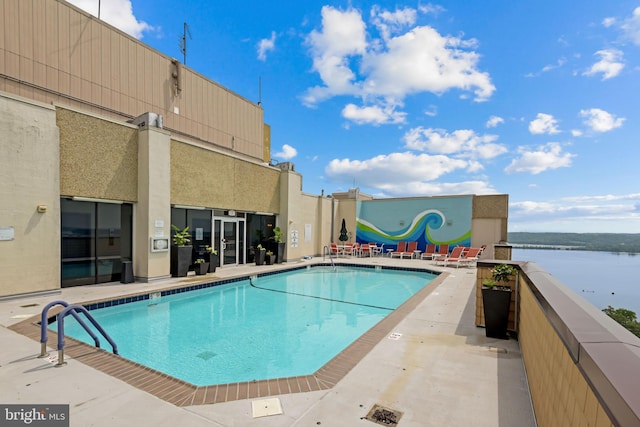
[355,196,472,251]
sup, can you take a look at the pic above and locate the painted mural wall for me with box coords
[356,196,472,250]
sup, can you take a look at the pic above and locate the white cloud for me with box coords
[257,31,277,61]
[583,49,624,80]
[67,0,153,39]
[324,151,496,196]
[303,6,367,105]
[403,127,506,160]
[486,115,504,128]
[505,142,574,174]
[370,6,417,41]
[579,108,625,132]
[342,103,407,125]
[419,4,447,16]
[619,7,640,45]
[326,151,467,183]
[273,144,298,160]
[509,193,640,232]
[303,6,495,116]
[526,57,567,77]
[529,113,560,135]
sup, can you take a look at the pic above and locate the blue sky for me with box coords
[70,0,640,233]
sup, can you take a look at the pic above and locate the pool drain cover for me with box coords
[365,404,402,425]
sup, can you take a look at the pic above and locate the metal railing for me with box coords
[39,300,118,366]
[322,245,337,271]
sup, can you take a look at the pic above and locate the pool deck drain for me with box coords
[364,404,402,425]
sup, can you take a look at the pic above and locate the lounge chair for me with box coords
[420,244,437,260]
[393,241,418,259]
[343,243,357,256]
[447,247,482,268]
[329,243,342,257]
[403,241,419,258]
[429,244,449,261]
[434,246,464,266]
[369,242,384,256]
[358,243,371,257]
[390,242,407,258]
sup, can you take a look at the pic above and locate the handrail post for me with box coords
[39,300,101,358]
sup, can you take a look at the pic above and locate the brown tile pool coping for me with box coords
[9,264,447,407]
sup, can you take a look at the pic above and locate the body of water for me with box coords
[512,248,640,316]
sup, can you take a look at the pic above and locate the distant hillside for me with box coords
[508,232,640,253]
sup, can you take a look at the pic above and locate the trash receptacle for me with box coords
[121,260,134,284]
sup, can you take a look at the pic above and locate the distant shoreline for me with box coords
[508,232,640,254]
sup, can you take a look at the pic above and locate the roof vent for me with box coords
[275,162,295,171]
[130,112,163,129]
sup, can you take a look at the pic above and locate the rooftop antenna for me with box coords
[180,22,192,65]
[98,0,101,19]
[258,76,262,105]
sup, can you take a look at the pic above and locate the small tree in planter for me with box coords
[272,226,286,263]
[255,244,266,266]
[205,245,218,273]
[482,263,517,339]
[171,225,192,277]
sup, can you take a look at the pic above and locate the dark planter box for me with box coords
[265,254,275,265]
[276,242,286,263]
[482,287,512,339]
[255,250,266,265]
[171,245,192,277]
[208,254,218,273]
[194,262,209,275]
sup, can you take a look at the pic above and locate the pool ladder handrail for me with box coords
[322,245,337,271]
[39,300,118,366]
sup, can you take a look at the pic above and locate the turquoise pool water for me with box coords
[55,265,436,386]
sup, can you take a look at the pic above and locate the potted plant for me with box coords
[482,263,517,339]
[193,258,209,275]
[272,226,286,263]
[205,245,218,273]
[170,225,192,277]
[265,250,275,265]
[255,244,266,266]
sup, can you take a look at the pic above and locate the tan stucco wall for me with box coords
[170,140,280,214]
[472,194,509,256]
[135,127,171,281]
[57,107,138,201]
[519,282,614,427]
[278,170,333,260]
[335,198,358,244]
[0,93,60,296]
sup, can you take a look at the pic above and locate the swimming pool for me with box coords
[53,265,437,386]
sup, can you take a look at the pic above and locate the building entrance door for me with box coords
[214,217,245,267]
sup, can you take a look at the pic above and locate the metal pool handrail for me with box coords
[322,245,336,270]
[55,305,118,366]
[39,300,99,358]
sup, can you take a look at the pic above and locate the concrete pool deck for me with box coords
[0,256,536,426]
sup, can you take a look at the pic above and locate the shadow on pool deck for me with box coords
[0,257,536,426]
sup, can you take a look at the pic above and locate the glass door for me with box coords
[61,199,132,287]
[214,217,246,267]
[223,221,237,265]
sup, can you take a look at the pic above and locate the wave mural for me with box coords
[356,209,470,249]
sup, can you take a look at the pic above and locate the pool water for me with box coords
[55,266,436,386]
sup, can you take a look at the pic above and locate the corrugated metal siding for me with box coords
[0,0,264,160]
